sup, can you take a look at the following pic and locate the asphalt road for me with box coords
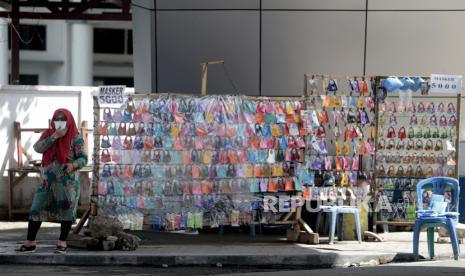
[1,260,465,276]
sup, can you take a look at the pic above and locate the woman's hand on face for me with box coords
[52,127,68,139]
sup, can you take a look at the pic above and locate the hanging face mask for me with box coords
[411,76,425,92]
[321,95,331,108]
[449,115,457,127]
[382,76,403,92]
[349,78,359,93]
[429,115,438,126]
[439,115,447,126]
[427,102,435,114]
[357,97,365,109]
[447,103,456,114]
[307,77,319,94]
[347,109,356,124]
[360,109,369,125]
[327,79,338,92]
[389,114,397,126]
[386,127,395,138]
[332,96,341,108]
[409,114,418,126]
[359,79,369,94]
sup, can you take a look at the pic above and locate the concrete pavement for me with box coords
[0,221,463,267]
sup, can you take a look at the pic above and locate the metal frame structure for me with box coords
[0,0,132,84]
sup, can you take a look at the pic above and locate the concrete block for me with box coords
[286,228,300,242]
[67,234,99,250]
[106,235,118,242]
[298,231,319,244]
[102,240,115,251]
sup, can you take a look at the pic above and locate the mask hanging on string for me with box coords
[399,77,414,113]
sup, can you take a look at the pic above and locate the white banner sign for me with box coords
[430,74,462,94]
[98,85,126,105]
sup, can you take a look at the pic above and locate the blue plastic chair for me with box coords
[413,177,460,260]
[316,205,362,245]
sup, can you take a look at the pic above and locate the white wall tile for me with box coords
[369,0,465,10]
[157,0,259,10]
[261,11,365,96]
[263,0,365,10]
[157,11,260,95]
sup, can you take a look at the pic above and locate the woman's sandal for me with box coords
[16,244,36,253]
[54,245,67,254]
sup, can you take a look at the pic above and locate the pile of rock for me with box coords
[68,215,141,251]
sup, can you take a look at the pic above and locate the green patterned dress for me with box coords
[30,135,88,222]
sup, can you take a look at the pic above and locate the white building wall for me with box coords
[0,85,92,216]
[0,85,135,217]
[5,19,133,86]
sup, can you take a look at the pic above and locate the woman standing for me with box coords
[17,108,88,253]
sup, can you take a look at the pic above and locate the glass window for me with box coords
[9,74,39,85]
[93,28,125,54]
[8,24,46,51]
[93,76,134,87]
[127,30,133,55]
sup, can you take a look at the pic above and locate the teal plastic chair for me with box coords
[413,177,460,260]
[316,205,362,245]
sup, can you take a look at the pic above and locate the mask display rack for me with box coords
[92,93,317,241]
[373,76,461,232]
[88,75,461,239]
[302,75,376,207]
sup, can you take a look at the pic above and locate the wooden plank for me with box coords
[281,211,294,222]
[11,172,29,186]
[298,218,314,234]
[73,207,90,234]
[11,208,30,213]
[7,171,14,220]
[14,122,23,167]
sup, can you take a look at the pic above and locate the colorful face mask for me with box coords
[359,79,369,94]
[447,103,456,114]
[449,115,457,126]
[349,79,359,92]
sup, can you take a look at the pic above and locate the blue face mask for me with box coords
[400,77,415,91]
[217,165,227,178]
[248,150,257,163]
[327,79,338,92]
[382,76,403,92]
[411,76,425,92]
[249,179,260,193]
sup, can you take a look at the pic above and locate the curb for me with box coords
[0,251,398,268]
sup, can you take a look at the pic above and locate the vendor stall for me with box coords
[88,74,461,244]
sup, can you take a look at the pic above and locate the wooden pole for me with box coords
[14,122,22,168]
[201,63,208,96]
[455,94,461,178]
[200,60,224,96]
